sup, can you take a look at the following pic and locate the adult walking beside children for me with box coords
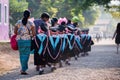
[14,10,35,75]
[33,12,50,74]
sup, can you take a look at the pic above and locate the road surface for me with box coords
[0,39,120,80]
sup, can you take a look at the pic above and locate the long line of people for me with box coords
[14,10,94,75]
[31,12,94,75]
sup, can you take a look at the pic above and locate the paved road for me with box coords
[0,39,120,80]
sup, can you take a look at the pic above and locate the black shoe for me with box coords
[21,71,28,75]
[81,53,85,57]
[75,57,78,60]
[65,61,71,65]
[51,67,56,72]
[67,62,71,65]
[39,70,44,75]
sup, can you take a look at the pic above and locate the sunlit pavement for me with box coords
[0,39,120,80]
[95,38,115,45]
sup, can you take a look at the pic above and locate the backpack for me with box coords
[10,34,18,50]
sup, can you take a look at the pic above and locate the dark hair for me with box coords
[41,12,50,19]
[61,21,66,25]
[67,19,71,25]
[116,23,120,34]
[73,22,78,27]
[52,18,58,22]
[58,25,65,32]
[51,19,54,27]
[22,10,30,26]
[51,18,58,26]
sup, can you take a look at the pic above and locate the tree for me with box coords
[105,0,120,19]
[109,6,120,19]
[82,7,100,27]
[10,0,111,27]
[10,0,28,25]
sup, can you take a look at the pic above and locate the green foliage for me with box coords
[10,0,28,25]
[10,0,111,27]
[108,5,120,19]
[10,0,28,12]
[110,11,120,19]
[72,16,80,23]
[83,7,100,27]
[104,0,120,19]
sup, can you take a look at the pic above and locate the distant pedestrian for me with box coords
[112,23,120,54]
[96,33,100,42]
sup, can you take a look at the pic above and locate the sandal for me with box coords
[39,69,44,75]
[20,71,28,75]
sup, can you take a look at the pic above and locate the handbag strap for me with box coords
[26,26,33,39]
[26,26,30,35]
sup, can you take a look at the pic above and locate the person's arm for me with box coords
[14,26,18,35]
[112,30,116,39]
[29,21,36,37]
[31,25,36,37]
[41,23,48,32]
[14,20,21,35]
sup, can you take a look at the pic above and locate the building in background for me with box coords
[0,0,9,41]
[89,19,110,38]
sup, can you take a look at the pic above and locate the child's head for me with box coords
[41,12,50,22]
[51,17,58,26]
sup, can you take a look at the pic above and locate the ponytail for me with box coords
[22,17,28,26]
[22,10,30,26]
[51,19,55,27]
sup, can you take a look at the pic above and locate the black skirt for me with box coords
[44,36,62,63]
[115,34,120,44]
[33,35,48,65]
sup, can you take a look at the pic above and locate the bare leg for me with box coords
[65,59,71,65]
[51,63,56,72]
[117,44,119,54]
[39,65,44,75]
[36,65,40,71]
[59,60,63,67]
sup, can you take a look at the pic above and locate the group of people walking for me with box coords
[14,10,94,75]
